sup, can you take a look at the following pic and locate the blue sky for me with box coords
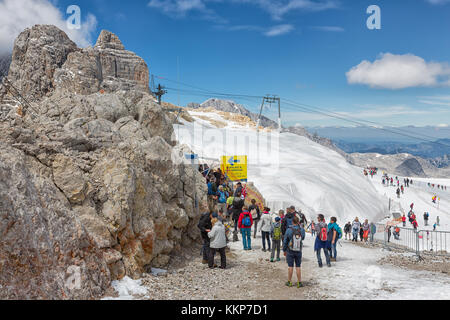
[2,0,450,127]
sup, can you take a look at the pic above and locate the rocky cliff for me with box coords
[0,25,207,299]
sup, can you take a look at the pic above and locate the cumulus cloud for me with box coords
[0,0,97,54]
[346,53,450,89]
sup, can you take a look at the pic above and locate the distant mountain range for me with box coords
[308,126,450,160]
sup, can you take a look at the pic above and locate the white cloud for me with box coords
[310,25,344,32]
[264,24,294,36]
[426,0,450,5]
[346,53,450,89]
[147,0,227,22]
[233,0,339,21]
[0,0,97,54]
[223,23,294,37]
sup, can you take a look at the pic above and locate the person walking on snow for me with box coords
[314,214,331,268]
[369,222,376,243]
[260,207,272,252]
[283,216,306,288]
[238,206,253,250]
[362,219,370,243]
[344,222,352,240]
[424,212,429,226]
[327,217,340,261]
[396,187,401,198]
[402,214,406,227]
[270,217,283,262]
[352,218,361,242]
[249,199,261,239]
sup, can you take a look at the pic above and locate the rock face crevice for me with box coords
[0,25,207,300]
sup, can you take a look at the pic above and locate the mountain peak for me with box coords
[95,30,125,50]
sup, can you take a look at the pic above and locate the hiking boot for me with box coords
[297,282,304,288]
[285,281,293,287]
[327,264,332,268]
[330,258,336,262]
[262,248,266,252]
[219,266,226,269]
[270,259,274,263]
[318,263,323,268]
[276,258,281,262]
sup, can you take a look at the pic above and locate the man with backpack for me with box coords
[424,212,429,226]
[238,206,253,250]
[281,207,296,244]
[344,222,352,240]
[231,192,245,233]
[249,199,261,239]
[270,217,282,262]
[198,211,213,264]
[314,214,331,268]
[352,217,361,242]
[283,216,306,288]
[327,217,341,262]
[216,185,229,218]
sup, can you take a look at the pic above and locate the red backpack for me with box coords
[319,224,327,241]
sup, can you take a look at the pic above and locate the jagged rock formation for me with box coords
[188,98,279,128]
[0,25,207,300]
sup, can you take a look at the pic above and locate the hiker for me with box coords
[362,219,370,243]
[396,187,401,198]
[216,185,229,218]
[369,222,376,243]
[226,194,234,219]
[314,214,331,268]
[433,223,437,231]
[234,182,243,197]
[401,185,404,194]
[207,178,218,212]
[344,222,352,240]
[327,217,341,261]
[208,216,227,269]
[393,227,400,240]
[198,211,214,264]
[238,206,253,250]
[412,219,418,230]
[260,207,272,252]
[436,216,440,226]
[308,221,316,237]
[281,207,296,244]
[231,192,245,233]
[297,208,308,228]
[386,225,392,242]
[352,218,361,242]
[402,214,406,227]
[249,199,261,239]
[278,209,285,220]
[424,212,429,226]
[270,217,283,262]
[283,216,306,287]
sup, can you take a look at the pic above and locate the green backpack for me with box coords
[273,224,282,240]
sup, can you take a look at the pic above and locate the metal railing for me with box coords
[373,223,450,257]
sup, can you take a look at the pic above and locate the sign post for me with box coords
[220,156,248,182]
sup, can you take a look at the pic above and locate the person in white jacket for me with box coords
[208,214,227,269]
[259,208,273,252]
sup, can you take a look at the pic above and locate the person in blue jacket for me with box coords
[327,217,339,262]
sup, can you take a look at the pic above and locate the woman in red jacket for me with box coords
[238,206,253,250]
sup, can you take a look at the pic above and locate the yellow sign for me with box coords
[221,156,248,182]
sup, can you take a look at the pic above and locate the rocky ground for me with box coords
[379,251,450,274]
